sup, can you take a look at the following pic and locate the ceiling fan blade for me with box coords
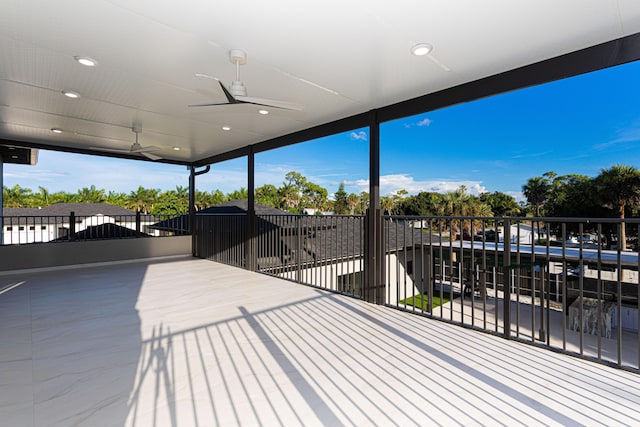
[188,101,231,107]
[218,80,238,104]
[89,146,130,154]
[130,145,160,153]
[141,152,162,161]
[235,96,304,111]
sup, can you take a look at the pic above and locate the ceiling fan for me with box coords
[189,49,304,111]
[91,125,162,160]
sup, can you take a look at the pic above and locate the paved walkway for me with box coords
[1,258,639,426]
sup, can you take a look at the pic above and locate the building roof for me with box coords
[200,199,287,216]
[150,199,287,233]
[3,203,137,217]
[52,223,151,241]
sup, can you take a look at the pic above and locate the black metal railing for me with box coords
[193,212,640,372]
[194,213,247,269]
[1,211,188,245]
[385,216,640,372]
[194,213,365,298]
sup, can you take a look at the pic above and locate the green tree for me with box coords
[3,184,32,208]
[153,189,187,216]
[75,185,106,203]
[595,165,640,250]
[398,191,443,216]
[346,193,360,214]
[522,176,550,217]
[333,182,348,214]
[380,196,394,216]
[51,191,74,204]
[227,187,248,200]
[127,186,159,213]
[357,191,369,214]
[105,190,127,207]
[255,184,280,208]
[479,191,520,217]
[31,186,52,207]
[302,182,328,212]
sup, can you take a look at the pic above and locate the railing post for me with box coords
[365,208,385,304]
[503,218,511,338]
[296,216,302,282]
[69,211,76,241]
[135,210,141,238]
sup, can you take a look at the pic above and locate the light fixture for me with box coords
[258,109,269,115]
[51,128,63,134]
[62,90,80,99]
[173,146,180,151]
[74,56,97,67]
[411,43,433,56]
[222,126,231,131]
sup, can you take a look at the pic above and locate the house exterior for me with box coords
[2,203,159,244]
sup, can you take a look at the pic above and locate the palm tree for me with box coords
[127,186,159,214]
[75,185,106,203]
[595,165,640,250]
[523,176,550,244]
[380,196,394,216]
[346,193,360,214]
[522,177,550,217]
[31,186,51,207]
[442,187,469,236]
[3,184,32,208]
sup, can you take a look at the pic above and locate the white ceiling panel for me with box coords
[0,0,639,164]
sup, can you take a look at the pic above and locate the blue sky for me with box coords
[4,60,640,201]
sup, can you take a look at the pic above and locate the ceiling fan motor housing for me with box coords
[230,80,247,97]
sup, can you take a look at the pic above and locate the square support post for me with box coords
[189,166,197,256]
[364,110,385,304]
[0,153,3,245]
[189,165,210,257]
[246,146,256,271]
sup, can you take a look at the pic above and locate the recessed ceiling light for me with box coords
[51,128,63,134]
[62,90,80,99]
[258,109,269,115]
[411,43,433,56]
[173,146,180,151]
[74,56,97,67]
[222,126,231,131]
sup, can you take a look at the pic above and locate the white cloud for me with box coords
[3,150,189,193]
[403,116,432,128]
[505,191,526,203]
[346,174,486,196]
[349,131,368,141]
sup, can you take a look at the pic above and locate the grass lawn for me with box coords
[398,294,451,311]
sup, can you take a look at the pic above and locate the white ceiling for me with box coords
[1,0,640,164]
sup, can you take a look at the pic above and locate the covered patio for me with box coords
[1,257,638,426]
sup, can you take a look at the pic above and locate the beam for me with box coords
[377,33,640,124]
[194,113,369,167]
[195,32,640,168]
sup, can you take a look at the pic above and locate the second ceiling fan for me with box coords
[189,50,303,111]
